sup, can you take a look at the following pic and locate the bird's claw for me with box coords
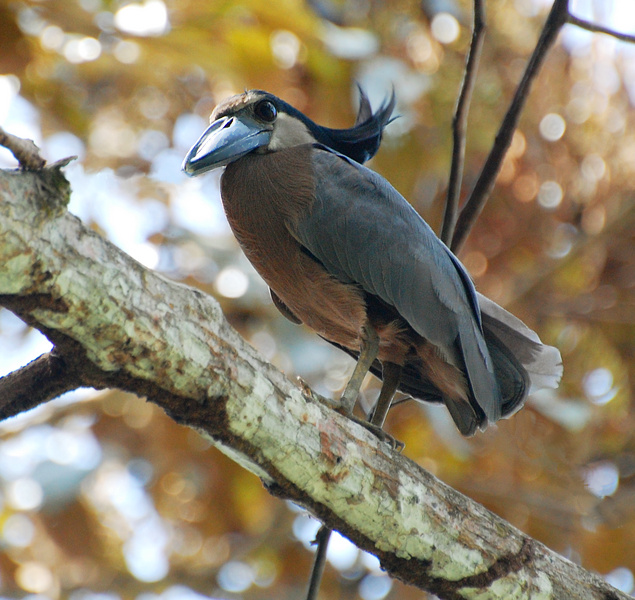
[299,377,404,451]
[297,377,338,409]
[344,413,404,452]
[297,376,315,397]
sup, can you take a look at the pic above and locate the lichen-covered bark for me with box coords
[0,164,626,600]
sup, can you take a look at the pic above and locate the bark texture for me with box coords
[0,164,627,599]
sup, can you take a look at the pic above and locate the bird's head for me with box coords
[182,88,396,177]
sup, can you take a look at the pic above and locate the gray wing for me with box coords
[290,146,502,425]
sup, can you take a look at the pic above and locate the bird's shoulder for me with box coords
[306,144,428,234]
[310,144,398,197]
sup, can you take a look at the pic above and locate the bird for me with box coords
[182,88,562,437]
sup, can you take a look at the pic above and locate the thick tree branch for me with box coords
[451,0,569,253]
[0,162,627,599]
[440,0,485,245]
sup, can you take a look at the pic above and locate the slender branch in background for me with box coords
[440,0,486,245]
[0,350,83,419]
[450,0,569,254]
[0,126,46,170]
[305,526,331,600]
[567,13,635,43]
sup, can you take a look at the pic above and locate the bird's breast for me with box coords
[220,147,368,350]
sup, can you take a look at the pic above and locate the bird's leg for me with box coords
[339,324,380,415]
[357,361,404,451]
[370,361,403,428]
[337,327,404,449]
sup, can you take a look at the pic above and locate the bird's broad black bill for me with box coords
[182,115,271,176]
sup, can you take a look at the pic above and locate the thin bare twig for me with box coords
[441,0,486,245]
[568,13,635,43]
[0,126,45,170]
[305,526,331,600]
[451,0,569,254]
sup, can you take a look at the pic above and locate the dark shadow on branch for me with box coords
[0,349,83,420]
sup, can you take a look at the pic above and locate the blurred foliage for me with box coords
[0,0,634,598]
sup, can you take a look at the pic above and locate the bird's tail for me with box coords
[477,293,563,418]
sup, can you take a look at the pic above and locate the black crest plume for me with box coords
[264,86,396,164]
[319,86,396,163]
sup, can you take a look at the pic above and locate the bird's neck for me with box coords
[219,146,315,273]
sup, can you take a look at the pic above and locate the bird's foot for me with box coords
[297,377,338,409]
[297,376,316,398]
[344,412,404,452]
[298,376,403,450]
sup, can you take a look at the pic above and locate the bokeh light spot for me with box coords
[217,560,254,593]
[605,567,634,594]
[270,30,301,69]
[360,551,382,573]
[252,557,277,588]
[508,130,527,159]
[463,251,488,278]
[215,267,249,298]
[546,223,577,259]
[537,180,563,209]
[326,531,359,570]
[202,535,231,567]
[539,113,566,141]
[7,478,44,510]
[129,242,160,269]
[583,368,617,405]
[114,0,169,37]
[583,461,619,498]
[513,172,539,202]
[64,36,102,63]
[16,561,53,593]
[124,519,169,582]
[2,513,35,547]
[113,40,141,63]
[407,31,433,65]
[292,514,321,549]
[431,13,460,44]
[321,24,379,60]
[359,573,393,600]
[138,129,169,161]
[39,25,65,51]
[137,87,170,120]
[581,205,606,235]
[0,75,20,127]
[581,154,606,182]
[250,330,277,361]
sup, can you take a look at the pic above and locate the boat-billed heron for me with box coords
[183,89,562,437]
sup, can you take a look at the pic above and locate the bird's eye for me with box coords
[254,100,277,123]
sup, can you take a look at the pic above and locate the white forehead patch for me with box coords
[268,112,315,150]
